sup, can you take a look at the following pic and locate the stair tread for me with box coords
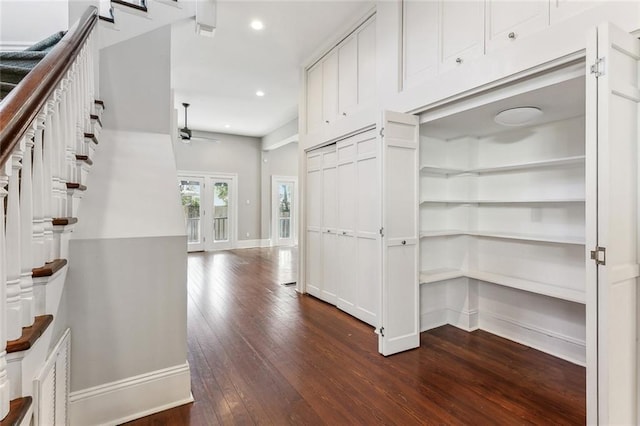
[94,99,105,108]
[0,396,32,426]
[111,0,148,12]
[66,182,87,191]
[89,114,103,128]
[7,315,53,353]
[32,259,67,278]
[52,217,78,226]
[99,14,115,23]
[75,154,93,166]
[84,132,99,145]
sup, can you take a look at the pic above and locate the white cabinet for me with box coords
[305,130,382,327]
[305,15,376,133]
[485,0,549,53]
[550,0,598,25]
[402,0,484,88]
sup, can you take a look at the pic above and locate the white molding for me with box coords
[420,307,479,333]
[263,134,299,151]
[235,239,270,249]
[479,311,586,366]
[69,362,192,426]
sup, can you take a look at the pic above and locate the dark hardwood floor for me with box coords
[124,247,585,425]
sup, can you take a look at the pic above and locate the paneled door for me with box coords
[178,177,204,252]
[207,175,236,251]
[272,176,297,246]
[585,22,640,425]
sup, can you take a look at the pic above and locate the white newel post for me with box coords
[6,139,25,341]
[32,108,47,269]
[43,99,56,262]
[19,127,35,328]
[0,162,11,419]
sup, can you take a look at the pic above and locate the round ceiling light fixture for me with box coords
[256,90,265,97]
[250,20,264,30]
[494,106,543,127]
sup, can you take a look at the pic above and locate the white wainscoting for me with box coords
[69,362,193,426]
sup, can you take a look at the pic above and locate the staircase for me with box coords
[0,7,103,425]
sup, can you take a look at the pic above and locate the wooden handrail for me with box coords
[0,6,98,168]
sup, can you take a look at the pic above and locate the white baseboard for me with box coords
[479,311,586,366]
[421,307,478,333]
[420,308,448,332]
[235,239,270,249]
[69,362,193,426]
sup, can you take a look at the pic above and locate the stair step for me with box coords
[66,182,86,191]
[84,133,99,145]
[111,0,148,13]
[0,396,32,426]
[94,100,105,109]
[99,14,115,23]
[32,259,67,278]
[6,315,53,354]
[89,114,103,128]
[52,217,78,226]
[75,154,93,166]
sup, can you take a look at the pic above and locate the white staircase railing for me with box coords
[0,6,99,421]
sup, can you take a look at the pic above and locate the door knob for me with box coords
[508,32,517,40]
[401,240,406,245]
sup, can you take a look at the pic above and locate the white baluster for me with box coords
[43,99,56,262]
[20,127,36,328]
[6,140,25,341]
[32,108,47,268]
[0,162,11,419]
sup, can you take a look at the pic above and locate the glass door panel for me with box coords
[179,178,204,252]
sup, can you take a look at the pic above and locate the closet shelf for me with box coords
[419,230,585,245]
[420,198,585,204]
[419,268,585,304]
[419,155,585,176]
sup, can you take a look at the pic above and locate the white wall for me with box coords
[260,142,298,240]
[173,131,262,241]
[0,0,69,49]
[99,25,172,134]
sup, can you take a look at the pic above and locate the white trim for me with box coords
[0,41,32,51]
[479,311,586,366]
[69,362,192,426]
[263,134,299,151]
[235,239,271,249]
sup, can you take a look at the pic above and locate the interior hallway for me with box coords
[125,247,585,425]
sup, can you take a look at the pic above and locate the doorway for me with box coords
[208,176,236,250]
[179,177,204,252]
[271,176,297,246]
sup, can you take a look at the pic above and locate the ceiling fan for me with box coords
[179,102,220,143]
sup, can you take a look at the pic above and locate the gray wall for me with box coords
[99,26,172,134]
[173,132,262,241]
[67,236,187,390]
[260,142,299,240]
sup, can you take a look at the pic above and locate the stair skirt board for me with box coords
[69,362,193,426]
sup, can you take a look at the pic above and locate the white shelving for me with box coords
[420,198,585,204]
[419,268,464,284]
[420,155,585,176]
[420,230,585,245]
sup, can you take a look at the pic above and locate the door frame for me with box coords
[271,175,298,247]
[177,171,238,251]
[178,176,205,252]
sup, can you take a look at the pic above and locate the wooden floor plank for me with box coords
[123,247,585,425]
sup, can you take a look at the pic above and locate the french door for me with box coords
[179,177,204,252]
[207,176,236,251]
[272,176,297,246]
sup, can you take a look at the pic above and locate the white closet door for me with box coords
[586,22,640,426]
[336,140,357,315]
[306,64,323,133]
[402,0,439,89]
[439,0,484,73]
[357,17,376,106]
[379,111,420,356]
[338,35,358,118]
[322,52,339,126]
[485,0,549,53]
[321,149,338,304]
[305,151,323,299]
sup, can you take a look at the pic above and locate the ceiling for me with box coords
[171,0,372,138]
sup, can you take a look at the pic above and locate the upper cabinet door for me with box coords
[306,63,323,133]
[439,0,485,73]
[550,0,598,25]
[338,35,358,118]
[357,17,376,106]
[402,0,439,89]
[379,110,420,356]
[485,0,549,53]
[585,22,640,426]
[322,51,339,126]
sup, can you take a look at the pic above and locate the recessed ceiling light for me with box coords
[256,90,265,97]
[250,20,264,30]
[494,107,543,127]
[224,124,230,128]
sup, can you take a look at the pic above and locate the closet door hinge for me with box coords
[590,246,606,266]
[379,327,385,337]
[379,127,385,137]
[590,57,605,78]
[379,227,384,237]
